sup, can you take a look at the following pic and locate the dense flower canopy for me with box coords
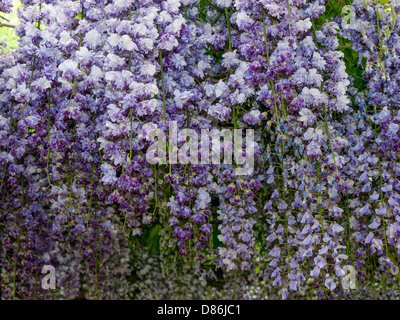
[1,0,400,300]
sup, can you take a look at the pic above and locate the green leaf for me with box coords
[146,224,161,254]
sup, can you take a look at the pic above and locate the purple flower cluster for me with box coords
[0,0,12,14]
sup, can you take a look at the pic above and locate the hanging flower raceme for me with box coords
[340,0,400,290]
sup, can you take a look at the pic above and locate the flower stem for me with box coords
[261,7,279,121]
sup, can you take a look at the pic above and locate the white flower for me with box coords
[84,29,102,48]
[32,77,51,91]
[235,12,253,30]
[196,189,211,209]
[141,62,156,77]
[140,38,154,51]
[215,0,232,7]
[221,50,240,69]
[97,137,111,150]
[133,23,147,37]
[115,0,133,8]
[295,18,312,33]
[388,123,399,135]
[299,108,316,126]
[120,34,137,51]
[58,59,78,74]
[76,47,92,65]
[107,34,120,48]
[90,66,103,80]
[166,0,181,13]
[215,80,229,98]
[59,31,74,46]
[166,17,185,34]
